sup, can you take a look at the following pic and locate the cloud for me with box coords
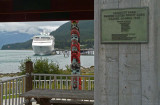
[38,26,59,33]
[27,21,68,26]
[0,21,68,35]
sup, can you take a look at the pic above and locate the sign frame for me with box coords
[101,7,149,44]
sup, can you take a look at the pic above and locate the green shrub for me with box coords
[19,57,71,75]
[19,57,31,75]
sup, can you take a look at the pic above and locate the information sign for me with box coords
[101,8,148,43]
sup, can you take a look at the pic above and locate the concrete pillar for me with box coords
[94,0,160,105]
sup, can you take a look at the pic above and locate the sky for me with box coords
[0,21,68,35]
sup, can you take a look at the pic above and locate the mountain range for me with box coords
[1,20,94,50]
[0,31,34,49]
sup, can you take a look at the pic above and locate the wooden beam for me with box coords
[0,11,94,22]
[0,0,94,21]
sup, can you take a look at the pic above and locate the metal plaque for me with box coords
[101,7,148,43]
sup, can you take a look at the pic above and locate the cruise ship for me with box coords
[32,33,55,55]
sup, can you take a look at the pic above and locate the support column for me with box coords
[94,0,160,105]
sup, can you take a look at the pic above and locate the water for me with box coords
[0,50,94,73]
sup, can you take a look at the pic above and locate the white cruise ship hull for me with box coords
[32,45,54,55]
[32,34,55,55]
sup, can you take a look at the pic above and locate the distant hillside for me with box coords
[50,20,94,49]
[2,20,94,50]
[50,20,93,41]
[0,31,33,49]
[1,40,32,50]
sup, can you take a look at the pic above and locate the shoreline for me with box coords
[0,72,21,78]
[0,66,94,79]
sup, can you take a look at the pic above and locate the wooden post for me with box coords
[25,61,33,105]
[25,61,33,91]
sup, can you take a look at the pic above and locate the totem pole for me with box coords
[71,20,81,90]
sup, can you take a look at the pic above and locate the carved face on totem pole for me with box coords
[71,23,78,29]
[71,34,78,42]
[71,20,79,30]
[71,58,80,74]
[72,46,77,52]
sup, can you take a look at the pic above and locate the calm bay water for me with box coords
[0,50,94,73]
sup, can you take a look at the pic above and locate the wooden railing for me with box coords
[0,75,27,105]
[32,74,94,90]
[0,61,94,105]
[0,74,94,105]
